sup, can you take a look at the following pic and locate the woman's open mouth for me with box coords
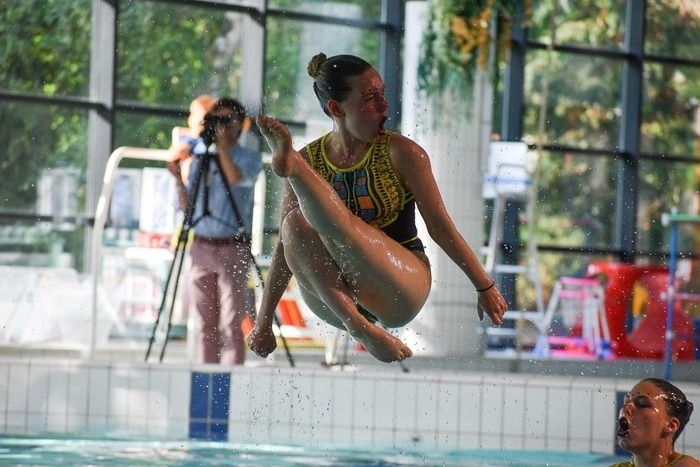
[617,417,630,437]
[378,116,387,134]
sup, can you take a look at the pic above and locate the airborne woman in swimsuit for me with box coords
[247,53,506,363]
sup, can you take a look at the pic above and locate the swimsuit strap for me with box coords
[667,452,685,466]
[611,453,686,467]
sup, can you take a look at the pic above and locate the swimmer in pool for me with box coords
[247,53,506,363]
[613,378,699,467]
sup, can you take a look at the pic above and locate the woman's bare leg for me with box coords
[281,208,412,362]
[257,115,431,321]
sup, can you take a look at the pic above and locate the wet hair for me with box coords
[307,53,373,117]
[642,378,694,443]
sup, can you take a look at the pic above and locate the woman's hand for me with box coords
[246,323,277,358]
[477,285,506,326]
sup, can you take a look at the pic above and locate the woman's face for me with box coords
[617,381,675,452]
[338,68,389,141]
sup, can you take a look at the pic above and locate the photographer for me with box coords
[167,97,262,365]
[167,94,215,209]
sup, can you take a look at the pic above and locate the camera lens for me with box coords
[216,115,232,125]
[200,113,234,145]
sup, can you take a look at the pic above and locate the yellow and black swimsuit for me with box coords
[304,131,424,252]
[610,452,694,466]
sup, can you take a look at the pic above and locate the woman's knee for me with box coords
[280,207,315,246]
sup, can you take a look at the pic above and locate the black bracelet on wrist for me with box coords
[476,281,495,293]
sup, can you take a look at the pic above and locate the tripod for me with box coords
[145,136,295,366]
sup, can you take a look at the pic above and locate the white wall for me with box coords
[400,2,493,357]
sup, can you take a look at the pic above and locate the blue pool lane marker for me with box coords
[189,372,231,441]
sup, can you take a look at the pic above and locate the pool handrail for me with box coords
[89,146,171,359]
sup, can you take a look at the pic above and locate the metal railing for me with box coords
[89,147,171,358]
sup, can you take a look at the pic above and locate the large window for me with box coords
[499,0,700,308]
[0,99,90,269]
[0,0,399,270]
[523,0,700,261]
[116,1,242,108]
[0,0,399,351]
[0,1,92,98]
[523,51,622,149]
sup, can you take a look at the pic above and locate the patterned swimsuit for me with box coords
[304,131,424,252]
[610,453,693,466]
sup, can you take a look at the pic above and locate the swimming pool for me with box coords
[0,437,626,466]
[3,360,698,464]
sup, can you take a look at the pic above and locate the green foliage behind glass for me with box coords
[0,0,91,96]
[116,0,238,106]
[418,0,521,107]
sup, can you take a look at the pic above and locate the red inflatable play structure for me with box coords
[586,262,694,361]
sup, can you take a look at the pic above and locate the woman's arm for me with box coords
[391,135,505,324]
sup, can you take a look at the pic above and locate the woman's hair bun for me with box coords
[307,53,327,79]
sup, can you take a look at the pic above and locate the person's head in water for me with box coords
[307,53,388,140]
[617,378,694,452]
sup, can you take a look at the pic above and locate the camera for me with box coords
[200,114,232,145]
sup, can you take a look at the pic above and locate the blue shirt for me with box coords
[186,139,262,238]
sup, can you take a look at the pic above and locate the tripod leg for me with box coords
[145,235,186,361]
[147,152,209,362]
[159,242,190,362]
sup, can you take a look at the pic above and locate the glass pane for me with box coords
[523,50,621,149]
[641,63,700,157]
[0,0,91,97]
[646,0,700,60]
[0,101,88,214]
[0,101,88,270]
[527,0,625,50]
[637,159,700,254]
[116,0,242,107]
[540,249,615,296]
[115,112,182,166]
[268,0,382,21]
[534,152,617,249]
[513,250,615,313]
[0,219,86,270]
[264,17,381,121]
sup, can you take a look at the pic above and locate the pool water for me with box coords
[0,437,626,466]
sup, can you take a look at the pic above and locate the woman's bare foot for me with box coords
[349,323,413,363]
[256,114,299,177]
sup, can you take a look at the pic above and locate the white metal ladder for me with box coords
[482,142,547,355]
